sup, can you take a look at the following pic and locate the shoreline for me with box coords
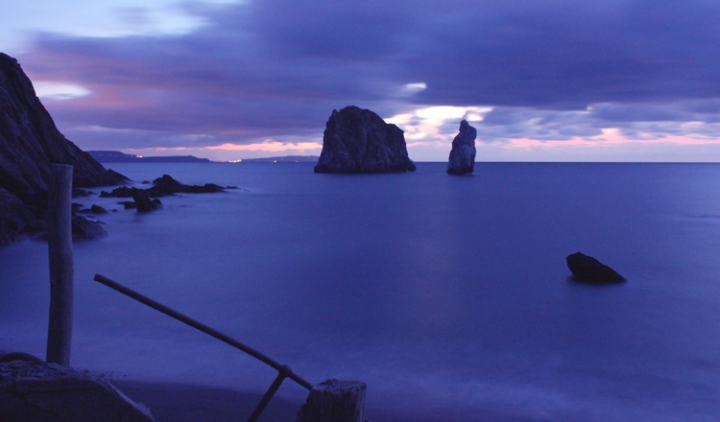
[112,380,303,422]
[111,379,524,422]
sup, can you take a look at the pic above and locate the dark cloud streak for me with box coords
[16,0,720,151]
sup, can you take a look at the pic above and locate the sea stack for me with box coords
[447,120,477,175]
[0,53,125,245]
[314,106,416,173]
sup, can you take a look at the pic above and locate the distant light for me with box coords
[34,82,91,100]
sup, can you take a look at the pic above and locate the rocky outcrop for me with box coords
[566,252,626,284]
[314,106,416,173]
[0,352,155,422]
[146,174,225,197]
[100,174,225,212]
[447,120,477,175]
[131,188,163,212]
[0,53,126,245]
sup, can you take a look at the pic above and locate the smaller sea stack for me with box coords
[447,120,477,175]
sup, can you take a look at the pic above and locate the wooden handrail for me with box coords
[93,273,313,422]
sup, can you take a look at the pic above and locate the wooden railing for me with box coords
[93,274,312,422]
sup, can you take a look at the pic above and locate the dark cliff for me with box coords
[0,53,125,245]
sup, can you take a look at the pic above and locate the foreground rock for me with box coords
[566,252,626,284]
[0,53,126,245]
[0,352,154,422]
[314,106,416,173]
[447,120,477,175]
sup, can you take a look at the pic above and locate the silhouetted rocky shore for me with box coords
[0,53,126,245]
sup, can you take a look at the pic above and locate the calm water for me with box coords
[2,162,720,421]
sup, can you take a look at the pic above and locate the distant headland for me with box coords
[88,150,211,163]
[88,151,319,164]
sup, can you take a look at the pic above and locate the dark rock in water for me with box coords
[72,188,93,197]
[0,352,155,421]
[102,175,226,201]
[72,215,107,240]
[146,174,225,197]
[120,201,137,210]
[447,120,477,175]
[131,188,162,212]
[100,186,135,198]
[0,53,127,245]
[77,204,109,214]
[90,204,109,214]
[566,252,626,284]
[314,106,416,173]
[147,174,186,196]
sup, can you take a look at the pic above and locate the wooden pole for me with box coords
[296,379,366,422]
[46,164,74,366]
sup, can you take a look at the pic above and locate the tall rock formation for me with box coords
[447,120,477,175]
[314,106,416,173]
[0,53,125,245]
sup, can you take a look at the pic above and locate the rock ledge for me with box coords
[0,352,154,422]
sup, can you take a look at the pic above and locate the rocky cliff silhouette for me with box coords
[0,53,125,245]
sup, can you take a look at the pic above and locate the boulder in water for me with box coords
[71,215,107,240]
[131,188,162,212]
[146,174,225,197]
[566,252,626,284]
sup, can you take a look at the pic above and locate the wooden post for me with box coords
[296,379,366,422]
[46,164,74,366]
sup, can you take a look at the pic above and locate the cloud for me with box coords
[11,0,720,159]
[34,82,92,100]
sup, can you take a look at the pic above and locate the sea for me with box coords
[1,162,719,421]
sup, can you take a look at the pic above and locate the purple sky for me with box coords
[6,0,720,161]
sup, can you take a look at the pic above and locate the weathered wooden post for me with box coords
[296,379,366,422]
[46,164,74,366]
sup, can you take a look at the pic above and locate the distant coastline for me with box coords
[88,150,212,163]
[88,150,319,164]
[235,155,319,163]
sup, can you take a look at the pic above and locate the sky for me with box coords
[5,0,720,162]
